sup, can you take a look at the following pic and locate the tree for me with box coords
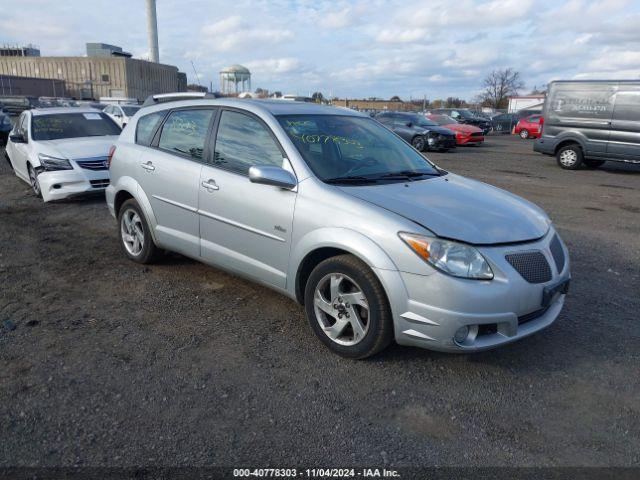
[445,97,464,108]
[390,95,402,102]
[272,91,283,98]
[254,87,269,97]
[480,68,524,109]
[311,92,324,103]
[187,83,208,92]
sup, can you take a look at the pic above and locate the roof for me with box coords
[221,64,250,74]
[31,107,102,116]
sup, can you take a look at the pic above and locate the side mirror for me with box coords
[9,134,26,144]
[405,121,413,127]
[249,165,297,190]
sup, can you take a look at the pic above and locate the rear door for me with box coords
[137,107,215,258]
[198,108,297,289]
[607,84,640,160]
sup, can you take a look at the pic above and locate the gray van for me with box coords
[534,80,640,169]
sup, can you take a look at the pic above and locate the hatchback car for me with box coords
[375,112,456,151]
[106,97,570,359]
[5,108,121,201]
[514,114,543,139]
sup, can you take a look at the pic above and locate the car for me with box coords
[514,114,543,139]
[0,109,12,146]
[5,108,121,202]
[427,114,485,145]
[535,80,640,170]
[491,113,518,134]
[103,104,141,128]
[106,96,570,359]
[0,95,39,115]
[375,112,456,151]
[429,108,492,134]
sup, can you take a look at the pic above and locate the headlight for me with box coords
[38,153,73,171]
[398,232,493,280]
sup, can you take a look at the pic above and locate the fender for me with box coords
[109,176,161,246]
[287,227,399,299]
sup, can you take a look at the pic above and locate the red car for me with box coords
[426,114,484,145]
[514,114,543,139]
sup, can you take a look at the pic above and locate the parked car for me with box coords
[429,108,492,134]
[427,114,484,145]
[0,109,12,145]
[491,113,518,134]
[106,96,570,359]
[103,104,141,128]
[535,80,640,169]
[375,112,456,151]
[514,114,543,139]
[5,108,121,202]
[0,95,39,115]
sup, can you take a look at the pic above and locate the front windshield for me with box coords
[405,114,438,127]
[122,106,140,116]
[429,115,458,125]
[277,114,441,183]
[31,113,121,141]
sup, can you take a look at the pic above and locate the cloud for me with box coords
[200,15,293,52]
[244,58,302,74]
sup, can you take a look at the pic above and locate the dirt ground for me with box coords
[1,135,639,468]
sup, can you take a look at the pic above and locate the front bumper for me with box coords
[457,134,484,145]
[38,168,109,202]
[376,228,570,353]
[427,135,456,150]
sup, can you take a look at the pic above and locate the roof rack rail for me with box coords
[141,91,219,107]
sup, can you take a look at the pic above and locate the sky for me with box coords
[1,0,639,100]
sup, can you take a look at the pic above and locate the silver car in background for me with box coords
[106,97,570,358]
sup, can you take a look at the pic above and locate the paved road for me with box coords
[1,136,638,467]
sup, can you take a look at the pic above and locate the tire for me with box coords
[556,144,583,170]
[519,129,529,139]
[28,164,42,198]
[117,198,161,264]
[411,136,426,152]
[304,254,394,359]
[4,150,13,169]
[584,159,606,169]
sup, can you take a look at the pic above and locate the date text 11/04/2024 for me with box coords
[232,468,401,478]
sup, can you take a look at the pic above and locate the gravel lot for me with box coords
[1,135,639,468]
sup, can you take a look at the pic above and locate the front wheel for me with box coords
[556,144,583,170]
[118,199,161,264]
[28,164,42,198]
[304,255,393,359]
[519,129,530,139]
[411,136,426,151]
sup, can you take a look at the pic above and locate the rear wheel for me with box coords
[519,129,530,139]
[304,255,393,359]
[584,159,606,169]
[556,144,583,170]
[118,199,160,264]
[411,136,426,151]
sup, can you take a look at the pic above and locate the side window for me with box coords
[213,110,283,174]
[136,111,166,146]
[157,109,213,160]
[18,113,28,136]
[613,88,640,123]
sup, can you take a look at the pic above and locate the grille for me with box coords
[505,251,552,284]
[76,157,108,170]
[90,179,110,188]
[518,306,549,325]
[549,235,565,273]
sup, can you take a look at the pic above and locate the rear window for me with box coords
[135,111,165,146]
[31,113,121,141]
[547,83,617,121]
[157,109,214,160]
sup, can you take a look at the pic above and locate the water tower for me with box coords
[220,65,251,94]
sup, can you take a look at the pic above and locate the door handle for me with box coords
[201,179,219,191]
[141,161,155,171]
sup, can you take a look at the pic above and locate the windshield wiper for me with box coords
[377,170,441,180]
[324,175,380,185]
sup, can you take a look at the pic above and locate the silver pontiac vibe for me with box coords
[106,96,570,359]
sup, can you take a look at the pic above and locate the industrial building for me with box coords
[0,44,41,57]
[331,98,418,112]
[0,43,186,101]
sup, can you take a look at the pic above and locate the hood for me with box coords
[445,123,482,134]
[339,174,550,244]
[417,125,455,136]
[38,136,119,159]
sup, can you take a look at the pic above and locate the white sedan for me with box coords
[103,104,141,128]
[5,108,121,202]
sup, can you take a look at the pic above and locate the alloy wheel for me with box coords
[559,149,578,167]
[29,167,41,196]
[520,129,529,139]
[412,137,425,151]
[121,208,145,256]
[313,273,370,346]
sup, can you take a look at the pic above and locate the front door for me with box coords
[137,107,215,258]
[199,109,297,289]
[8,113,30,179]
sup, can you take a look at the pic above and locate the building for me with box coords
[331,98,417,112]
[0,56,187,101]
[0,74,65,97]
[86,43,132,58]
[0,44,41,57]
[220,65,251,95]
[508,95,545,113]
